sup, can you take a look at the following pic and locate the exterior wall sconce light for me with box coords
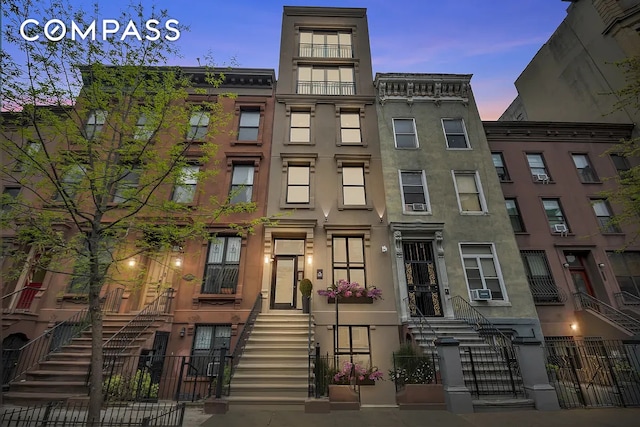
[570,323,578,331]
[598,263,605,268]
[324,213,329,222]
[128,258,136,267]
[180,327,186,337]
[264,255,269,264]
[381,245,388,253]
[175,258,182,267]
[562,262,570,268]
[307,255,312,265]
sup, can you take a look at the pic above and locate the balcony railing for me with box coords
[299,43,353,58]
[528,277,567,304]
[201,265,238,294]
[297,81,355,96]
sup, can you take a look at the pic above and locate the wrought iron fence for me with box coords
[459,345,524,398]
[101,353,231,403]
[1,401,185,427]
[391,351,439,392]
[450,295,514,350]
[545,337,640,408]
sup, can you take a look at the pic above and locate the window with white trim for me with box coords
[85,110,107,140]
[453,172,486,213]
[190,324,232,376]
[230,165,254,204]
[187,111,210,140]
[442,118,469,149]
[172,165,199,203]
[399,171,429,213]
[460,244,505,300]
[392,118,418,148]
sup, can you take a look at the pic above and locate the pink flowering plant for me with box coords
[317,279,382,300]
[332,361,384,385]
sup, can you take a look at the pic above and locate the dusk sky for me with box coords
[4,1,571,119]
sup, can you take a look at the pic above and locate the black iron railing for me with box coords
[229,293,262,378]
[450,295,513,350]
[460,345,524,398]
[3,288,121,386]
[573,292,640,335]
[615,291,640,307]
[1,401,186,426]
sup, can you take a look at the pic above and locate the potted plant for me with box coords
[390,344,444,408]
[328,360,383,409]
[299,278,313,313]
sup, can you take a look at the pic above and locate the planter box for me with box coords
[396,384,446,410]
[356,378,376,386]
[327,297,373,304]
[328,385,360,410]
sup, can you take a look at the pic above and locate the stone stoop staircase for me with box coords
[228,312,313,405]
[3,313,166,405]
[408,318,533,410]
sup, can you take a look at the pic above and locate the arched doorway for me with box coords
[2,333,29,389]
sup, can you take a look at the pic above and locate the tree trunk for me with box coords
[87,259,105,425]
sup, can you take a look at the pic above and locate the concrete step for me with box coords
[47,352,92,362]
[226,396,306,405]
[26,370,88,382]
[38,360,91,371]
[231,373,309,385]
[230,383,308,398]
[2,392,86,405]
[9,381,88,394]
[242,345,310,355]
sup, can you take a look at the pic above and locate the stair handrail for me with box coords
[614,291,640,307]
[3,288,121,385]
[102,287,175,355]
[229,292,262,377]
[403,296,440,342]
[573,291,640,333]
[450,295,513,351]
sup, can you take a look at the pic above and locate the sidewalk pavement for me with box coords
[182,405,640,427]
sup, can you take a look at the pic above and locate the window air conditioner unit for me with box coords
[536,173,549,183]
[411,203,426,211]
[553,223,568,234]
[471,289,492,301]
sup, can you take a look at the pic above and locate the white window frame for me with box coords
[392,118,418,149]
[442,118,470,149]
[398,170,431,214]
[458,242,508,302]
[452,171,487,214]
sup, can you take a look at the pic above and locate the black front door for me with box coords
[403,242,443,317]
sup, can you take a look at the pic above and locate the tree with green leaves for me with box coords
[603,56,640,244]
[1,1,269,422]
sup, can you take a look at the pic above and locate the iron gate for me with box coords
[545,338,640,408]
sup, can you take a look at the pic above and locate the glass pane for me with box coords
[527,154,544,168]
[230,186,252,203]
[572,155,588,168]
[447,135,468,148]
[462,245,492,255]
[344,187,366,205]
[339,68,353,82]
[401,172,422,186]
[290,128,310,142]
[486,279,502,299]
[207,240,225,264]
[333,238,347,263]
[275,258,295,304]
[338,326,350,351]
[349,269,366,287]
[492,153,504,167]
[591,200,609,216]
[338,33,351,46]
[459,194,481,211]
[464,258,478,268]
[238,127,259,141]
[351,327,369,352]
[287,186,309,203]
[190,111,209,126]
[443,119,464,134]
[178,166,199,185]
[395,134,416,148]
[343,167,364,185]
[326,68,339,82]
[299,32,312,43]
[505,200,517,214]
[341,113,360,129]
[291,112,310,127]
[226,237,241,263]
[274,240,305,255]
[480,258,497,277]
[288,166,309,185]
[526,254,548,276]
[334,269,348,282]
[455,174,477,193]
[325,34,338,45]
[348,238,364,263]
[394,119,414,134]
[194,326,212,350]
[240,111,260,127]
[298,67,311,81]
[341,129,361,143]
[173,185,195,203]
[232,166,254,185]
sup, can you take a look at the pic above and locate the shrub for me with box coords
[389,343,435,386]
[299,278,313,297]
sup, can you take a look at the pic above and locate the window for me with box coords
[505,199,524,232]
[85,110,107,140]
[526,153,549,180]
[572,154,598,183]
[15,141,41,172]
[336,326,371,367]
[299,31,352,58]
[591,199,619,233]
[172,165,199,203]
[492,153,510,181]
[453,172,486,213]
[190,325,232,376]
[608,252,640,297]
[1,187,21,212]
[342,166,366,206]
[542,199,568,232]
[520,250,562,303]
[442,118,469,149]
[287,166,310,204]
[460,244,505,300]
[54,164,86,202]
[290,112,310,143]
[332,236,365,286]
[297,66,355,95]
[134,114,152,141]
[340,112,361,144]
[392,119,418,148]
[610,154,630,174]
[238,110,260,141]
[400,171,429,213]
[230,165,254,204]
[202,236,241,294]
[113,167,141,204]
[187,111,209,140]
[68,239,114,294]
